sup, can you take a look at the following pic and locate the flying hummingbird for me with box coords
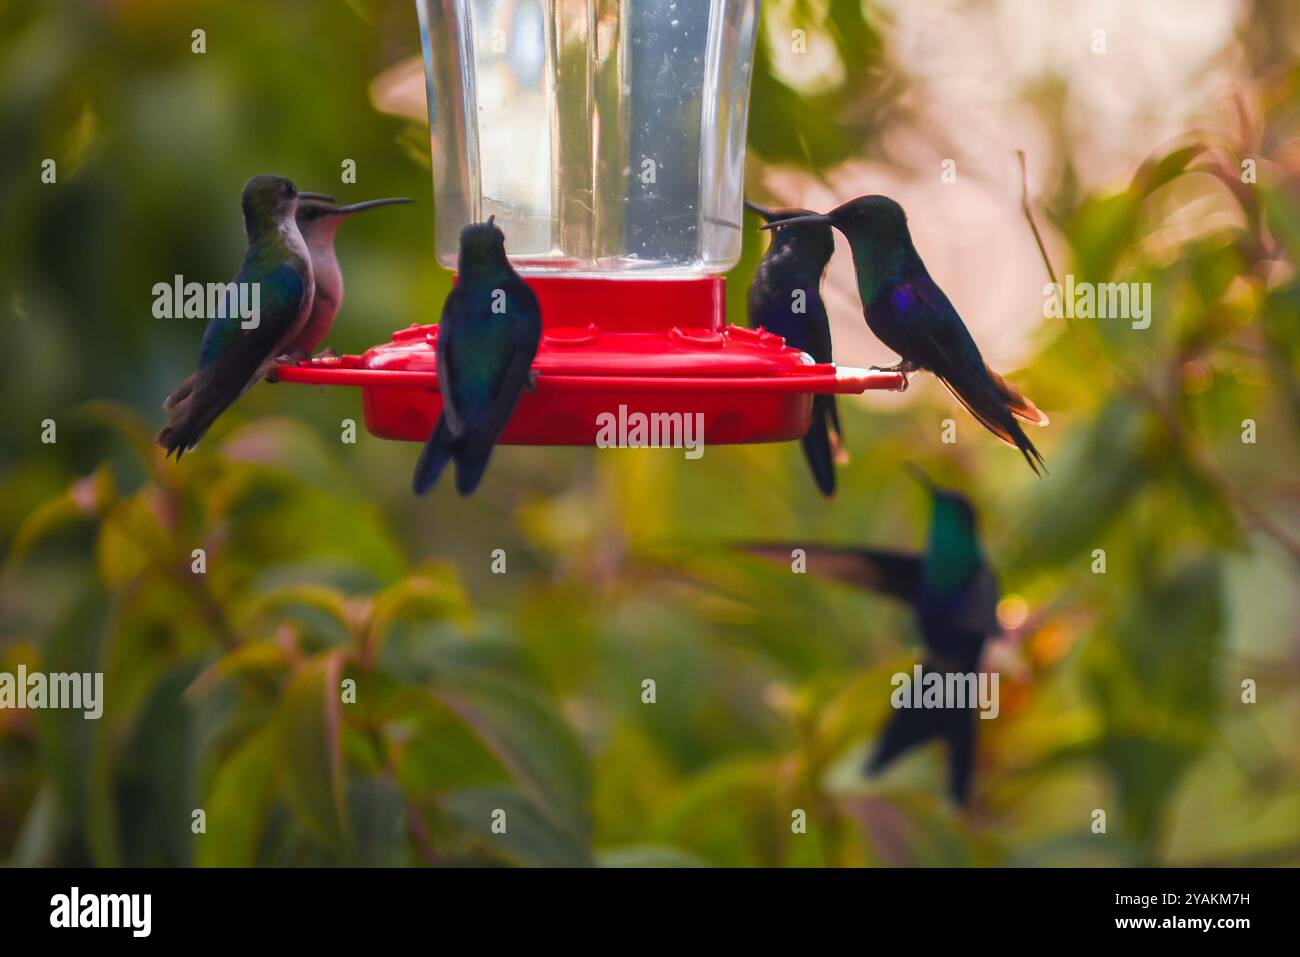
[765,196,1048,475]
[741,466,1000,804]
[412,217,542,496]
[281,195,413,358]
[157,175,329,459]
[745,199,843,497]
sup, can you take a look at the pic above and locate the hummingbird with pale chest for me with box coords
[157,175,329,459]
[766,196,1048,475]
[280,195,413,358]
[412,217,542,497]
[745,200,844,497]
[741,466,1001,804]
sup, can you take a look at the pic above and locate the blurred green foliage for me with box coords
[1,0,1298,867]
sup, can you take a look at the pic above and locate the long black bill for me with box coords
[758,212,834,231]
[332,197,415,216]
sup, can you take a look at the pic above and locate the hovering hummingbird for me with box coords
[741,466,1000,804]
[412,217,542,496]
[745,199,843,497]
[157,175,329,459]
[765,196,1048,475]
[280,194,413,358]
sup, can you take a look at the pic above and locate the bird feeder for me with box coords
[276,0,904,444]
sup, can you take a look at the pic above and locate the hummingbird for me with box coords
[741,466,1000,804]
[412,217,542,496]
[765,196,1048,475]
[157,175,329,459]
[745,199,843,497]
[280,195,414,358]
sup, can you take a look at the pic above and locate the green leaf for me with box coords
[597,844,708,868]
[432,676,591,842]
[197,726,280,866]
[5,465,115,572]
[440,788,593,867]
[275,650,349,847]
[346,775,408,867]
[386,688,510,797]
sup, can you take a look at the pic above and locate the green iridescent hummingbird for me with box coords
[742,466,1001,804]
[157,175,331,458]
[767,196,1049,475]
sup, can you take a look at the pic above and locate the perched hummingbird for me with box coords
[745,199,843,497]
[281,195,414,358]
[412,217,542,496]
[157,175,329,459]
[741,466,1000,804]
[765,196,1048,475]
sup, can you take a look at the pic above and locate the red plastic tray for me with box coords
[275,275,904,445]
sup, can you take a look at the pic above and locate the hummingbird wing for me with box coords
[434,284,468,438]
[157,261,311,457]
[739,544,923,605]
[468,280,542,454]
[415,278,540,496]
[892,277,1046,475]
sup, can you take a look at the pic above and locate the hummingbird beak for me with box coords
[299,192,336,202]
[330,197,414,216]
[904,462,938,493]
[759,213,834,231]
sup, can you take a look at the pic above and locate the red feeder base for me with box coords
[275,275,904,445]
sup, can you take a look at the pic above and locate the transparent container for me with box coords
[417,0,759,275]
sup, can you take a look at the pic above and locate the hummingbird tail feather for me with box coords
[866,666,977,806]
[162,372,198,411]
[936,373,1047,477]
[412,416,456,495]
[799,394,837,497]
[984,364,1049,426]
[453,440,494,497]
[155,371,245,459]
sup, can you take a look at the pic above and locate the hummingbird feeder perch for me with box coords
[276,0,904,444]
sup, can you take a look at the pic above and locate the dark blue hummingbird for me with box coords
[741,466,1000,804]
[766,196,1048,475]
[745,200,843,497]
[157,175,331,458]
[412,217,542,496]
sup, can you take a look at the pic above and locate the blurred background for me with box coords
[1,0,1298,866]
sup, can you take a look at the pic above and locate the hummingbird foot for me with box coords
[525,370,540,393]
[311,347,338,360]
[265,350,311,384]
[871,361,914,392]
